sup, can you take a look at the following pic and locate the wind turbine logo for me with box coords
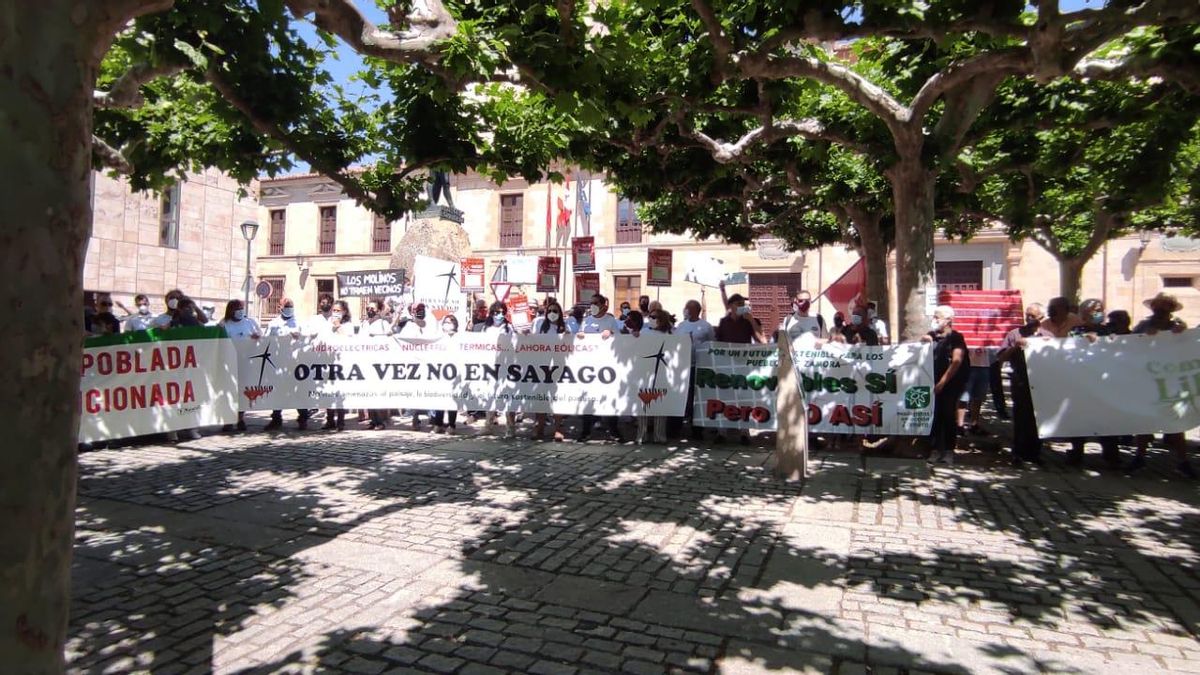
[437,263,460,302]
[637,340,670,405]
[243,345,276,403]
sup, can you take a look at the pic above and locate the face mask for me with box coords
[442,323,456,334]
[332,311,344,320]
[735,305,750,316]
[1091,311,1104,324]
[167,298,179,310]
[134,304,148,315]
[1025,316,1038,326]
[413,311,425,320]
[547,311,560,322]
[492,314,505,326]
[281,307,294,318]
[930,318,942,332]
[591,305,603,317]
[233,309,246,321]
[797,300,810,312]
[620,308,630,317]
[367,308,377,318]
[851,315,863,326]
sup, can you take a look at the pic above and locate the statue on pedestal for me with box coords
[417,170,464,224]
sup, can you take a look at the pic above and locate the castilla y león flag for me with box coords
[818,258,867,316]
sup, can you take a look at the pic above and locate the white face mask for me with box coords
[735,305,750,316]
[442,323,456,335]
[137,304,150,315]
[547,311,560,322]
[281,307,294,319]
[234,309,246,321]
[332,311,343,321]
[851,314,863,326]
[590,305,603,317]
[167,298,179,310]
[930,318,942,332]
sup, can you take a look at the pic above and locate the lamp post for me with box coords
[240,220,259,309]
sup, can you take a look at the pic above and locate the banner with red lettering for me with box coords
[508,293,532,331]
[460,257,485,293]
[79,327,238,442]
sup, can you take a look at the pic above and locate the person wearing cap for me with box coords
[1129,293,1193,477]
[264,297,310,431]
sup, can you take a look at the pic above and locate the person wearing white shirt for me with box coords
[218,299,261,432]
[866,301,889,345]
[480,301,519,437]
[673,299,714,440]
[152,289,183,329]
[306,296,334,337]
[318,300,355,432]
[393,303,438,429]
[361,299,391,337]
[264,298,310,431]
[576,294,624,442]
[778,290,826,341]
[122,293,157,332]
[632,311,671,444]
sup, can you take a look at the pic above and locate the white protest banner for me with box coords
[791,334,935,435]
[79,327,238,442]
[412,255,464,319]
[235,333,691,416]
[692,338,935,434]
[507,256,539,285]
[1025,330,1200,437]
[683,254,726,288]
[692,343,781,430]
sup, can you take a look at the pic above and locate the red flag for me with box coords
[818,258,867,317]
[545,181,553,250]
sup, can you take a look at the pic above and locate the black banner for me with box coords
[336,269,407,297]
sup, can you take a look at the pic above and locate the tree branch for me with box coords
[740,53,906,132]
[92,135,133,174]
[689,0,735,79]
[1075,56,1200,95]
[95,61,187,109]
[681,118,827,163]
[909,49,1031,124]
[284,0,455,67]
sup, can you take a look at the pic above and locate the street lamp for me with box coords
[240,220,259,308]
[1138,230,1153,250]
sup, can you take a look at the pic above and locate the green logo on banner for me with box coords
[904,386,931,410]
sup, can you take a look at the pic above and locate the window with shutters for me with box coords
[935,261,983,290]
[499,194,523,249]
[318,206,337,254]
[748,272,804,339]
[616,197,642,244]
[269,209,286,255]
[159,183,180,249]
[614,275,641,310]
[262,276,286,317]
[371,215,391,253]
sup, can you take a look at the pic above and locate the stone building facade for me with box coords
[255,171,1200,332]
[84,169,260,316]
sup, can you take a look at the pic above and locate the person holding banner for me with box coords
[636,311,671,444]
[924,305,970,464]
[264,298,311,431]
[1062,298,1122,468]
[1128,293,1194,477]
[779,290,826,341]
[997,304,1045,466]
[576,294,624,443]
[319,301,355,432]
[483,301,520,437]
[431,315,462,434]
[673,300,715,440]
[532,302,569,441]
[714,294,761,444]
[219,299,261,433]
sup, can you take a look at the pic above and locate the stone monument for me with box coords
[389,170,471,275]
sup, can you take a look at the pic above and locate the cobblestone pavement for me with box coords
[68,415,1200,674]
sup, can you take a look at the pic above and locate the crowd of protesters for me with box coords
[81,285,1195,477]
